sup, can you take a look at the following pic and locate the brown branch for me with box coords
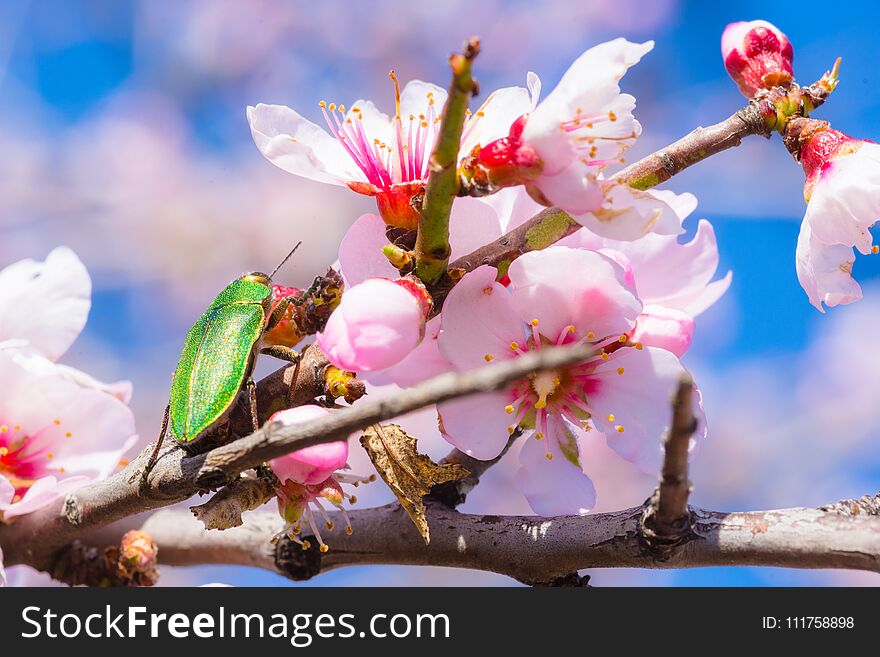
[614,101,774,190]
[138,494,880,584]
[194,341,602,490]
[0,340,601,571]
[640,375,697,548]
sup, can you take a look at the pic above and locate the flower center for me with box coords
[320,72,440,191]
[497,321,635,458]
[0,418,70,501]
[272,471,375,553]
[558,107,639,167]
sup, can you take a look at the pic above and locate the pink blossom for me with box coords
[559,191,732,352]
[0,350,137,519]
[0,247,132,403]
[467,40,680,239]
[265,405,373,552]
[793,128,880,311]
[248,75,533,229]
[721,20,793,98]
[316,277,431,372]
[0,249,137,520]
[267,406,349,486]
[436,248,704,515]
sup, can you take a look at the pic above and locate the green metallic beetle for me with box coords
[137,244,302,488]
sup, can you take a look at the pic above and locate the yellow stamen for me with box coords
[535,432,544,440]
[0,425,6,433]
[617,367,625,375]
[873,245,879,255]
[530,318,539,326]
[545,453,553,460]
[505,405,515,414]
[0,447,8,457]
[616,425,625,433]
[601,353,610,361]
[319,544,330,553]
[509,341,519,351]
[618,335,627,343]
[607,414,615,422]
[635,342,644,350]
[484,354,494,362]
[587,331,596,340]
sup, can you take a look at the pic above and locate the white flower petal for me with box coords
[247,103,362,184]
[0,246,90,361]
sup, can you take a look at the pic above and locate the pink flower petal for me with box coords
[267,406,348,485]
[247,103,362,185]
[0,475,89,519]
[368,316,451,387]
[631,305,695,357]
[531,160,604,216]
[317,278,425,371]
[437,391,514,460]
[796,222,862,312]
[507,246,641,341]
[515,425,596,516]
[448,197,504,258]
[438,265,523,371]
[574,184,685,240]
[588,347,705,473]
[0,246,90,362]
[338,213,399,286]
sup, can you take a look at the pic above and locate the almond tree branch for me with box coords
[640,375,696,548]
[414,37,480,285]
[0,340,601,571]
[138,493,880,584]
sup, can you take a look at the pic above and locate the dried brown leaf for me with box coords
[360,424,468,543]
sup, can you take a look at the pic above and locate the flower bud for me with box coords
[316,277,431,372]
[722,20,793,97]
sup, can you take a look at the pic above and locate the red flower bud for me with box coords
[722,20,793,97]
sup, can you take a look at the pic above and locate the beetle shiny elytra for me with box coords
[136,244,303,490]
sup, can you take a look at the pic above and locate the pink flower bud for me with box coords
[722,20,793,97]
[267,406,349,485]
[630,306,695,357]
[316,277,430,372]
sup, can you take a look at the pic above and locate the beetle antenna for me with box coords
[269,241,303,279]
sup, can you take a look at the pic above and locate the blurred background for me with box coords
[2,0,879,586]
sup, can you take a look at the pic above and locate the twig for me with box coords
[615,101,775,189]
[414,37,480,285]
[640,375,697,548]
[194,341,601,489]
